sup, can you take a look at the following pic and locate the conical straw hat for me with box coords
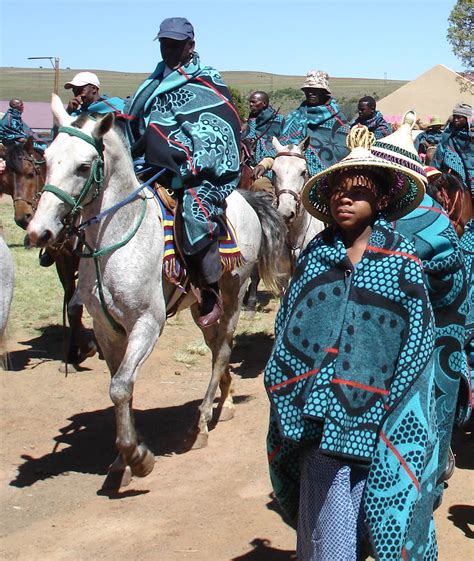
[302,125,426,223]
[371,110,427,181]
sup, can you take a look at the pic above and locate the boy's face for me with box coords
[329,171,383,230]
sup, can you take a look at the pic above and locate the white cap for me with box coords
[64,71,100,90]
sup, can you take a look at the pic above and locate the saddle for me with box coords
[152,182,244,317]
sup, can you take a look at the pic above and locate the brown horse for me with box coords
[429,172,474,237]
[0,138,96,370]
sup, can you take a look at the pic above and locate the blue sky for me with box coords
[0,0,462,80]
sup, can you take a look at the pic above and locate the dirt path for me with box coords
[0,307,472,561]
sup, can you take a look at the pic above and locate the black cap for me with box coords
[154,17,194,41]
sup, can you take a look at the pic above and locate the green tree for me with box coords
[447,0,474,71]
[228,86,247,124]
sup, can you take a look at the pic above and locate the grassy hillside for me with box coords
[0,67,406,116]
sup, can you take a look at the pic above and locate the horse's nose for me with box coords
[28,226,53,247]
[14,213,32,230]
[283,212,295,224]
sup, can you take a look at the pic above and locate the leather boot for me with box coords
[197,287,222,328]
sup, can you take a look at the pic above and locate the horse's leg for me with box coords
[242,264,260,314]
[53,251,96,372]
[107,316,161,483]
[190,272,244,448]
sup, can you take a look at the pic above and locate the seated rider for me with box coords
[0,99,47,151]
[124,17,241,327]
[64,72,125,117]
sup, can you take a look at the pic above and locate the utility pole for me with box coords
[28,56,60,94]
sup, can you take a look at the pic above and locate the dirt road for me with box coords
[0,306,472,561]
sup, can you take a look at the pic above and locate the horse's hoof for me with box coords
[101,465,132,490]
[130,446,155,478]
[218,405,235,422]
[58,362,79,374]
[190,431,209,450]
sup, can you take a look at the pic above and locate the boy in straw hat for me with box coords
[371,111,470,500]
[264,125,439,561]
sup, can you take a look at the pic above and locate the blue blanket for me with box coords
[460,219,474,421]
[125,52,241,253]
[70,95,125,117]
[350,110,392,140]
[279,99,350,176]
[243,105,285,162]
[394,193,469,505]
[265,217,438,560]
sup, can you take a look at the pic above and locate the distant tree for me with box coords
[447,0,474,72]
[228,86,247,124]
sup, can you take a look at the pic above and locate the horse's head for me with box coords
[2,138,46,229]
[271,136,309,224]
[430,172,473,237]
[28,94,114,247]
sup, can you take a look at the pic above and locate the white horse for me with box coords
[27,94,287,488]
[0,231,14,367]
[271,137,325,261]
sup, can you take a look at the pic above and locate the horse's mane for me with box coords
[4,143,27,174]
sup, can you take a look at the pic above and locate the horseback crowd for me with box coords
[1,15,473,561]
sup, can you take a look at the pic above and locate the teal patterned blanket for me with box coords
[125,53,241,253]
[265,217,439,561]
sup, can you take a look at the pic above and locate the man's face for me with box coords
[452,114,468,131]
[249,94,267,116]
[303,88,327,107]
[160,38,195,69]
[72,84,98,107]
[358,102,374,121]
[11,100,24,113]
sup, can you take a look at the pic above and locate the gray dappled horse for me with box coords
[27,94,287,489]
[0,232,14,366]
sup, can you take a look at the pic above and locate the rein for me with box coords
[42,125,164,333]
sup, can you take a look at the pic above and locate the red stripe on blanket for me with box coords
[149,123,197,174]
[331,378,389,395]
[417,205,449,218]
[268,444,281,464]
[268,368,319,392]
[402,547,408,561]
[188,188,214,237]
[191,74,241,123]
[366,245,423,267]
[324,347,338,354]
[380,431,420,491]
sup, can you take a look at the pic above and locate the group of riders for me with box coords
[1,16,473,561]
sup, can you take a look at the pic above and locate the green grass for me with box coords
[0,200,64,334]
[0,67,406,114]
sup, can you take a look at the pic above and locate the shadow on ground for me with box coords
[231,330,274,379]
[231,538,296,561]
[448,505,474,538]
[8,324,79,372]
[9,395,252,489]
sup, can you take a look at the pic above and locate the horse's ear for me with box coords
[92,112,115,139]
[272,136,285,153]
[299,136,310,152]
[24,136,34,153]
[51,93,73,127]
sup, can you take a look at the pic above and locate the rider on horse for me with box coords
[124,17,241,327]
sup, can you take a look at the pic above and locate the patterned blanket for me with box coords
[279,99,350,176]
[460,219,474,419]
[432,125,474,196]
[265,217,438,561]
[350,110,392,140]
[125,52,241,254]
[394,193,469,505]
[243,105,285,162]
[70,95,125,117]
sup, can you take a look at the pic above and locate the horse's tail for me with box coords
[238,190,288,295]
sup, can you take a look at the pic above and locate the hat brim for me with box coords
[154,31,193,41]
[302,157,426,223]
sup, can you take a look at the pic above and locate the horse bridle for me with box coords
[273,150,308,218]
[41,126,105,224]
[12,153,46,211]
